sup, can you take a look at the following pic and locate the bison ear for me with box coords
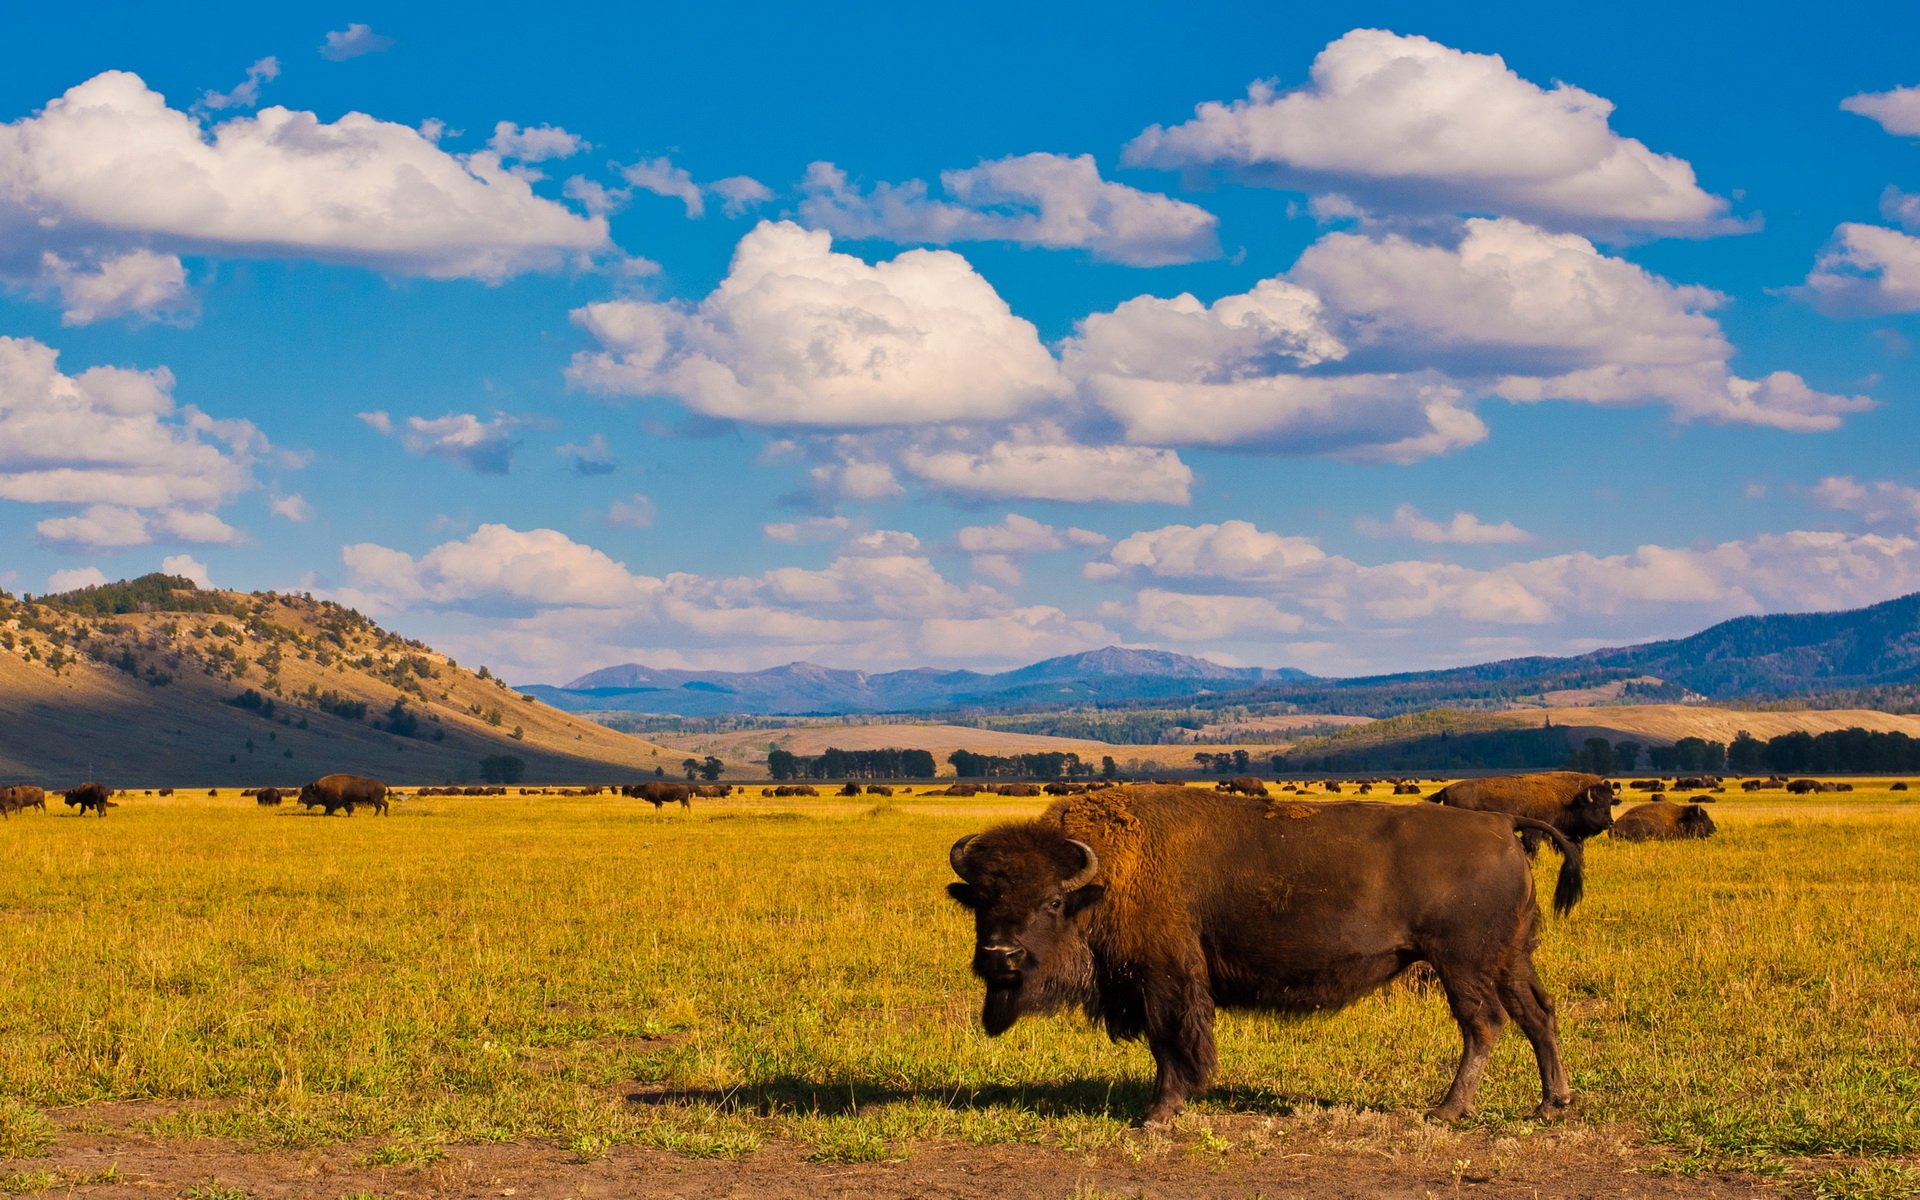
[946,882,978,909]
[1064,883,1106,916]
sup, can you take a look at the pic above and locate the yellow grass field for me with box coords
[0,784,1916,1197]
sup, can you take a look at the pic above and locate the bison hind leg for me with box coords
[1499,952,1574,1119]
[1425,961,1509,1123]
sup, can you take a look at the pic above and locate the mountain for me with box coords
[0,574,678,785]
[1588,592,1920,696]
[527,647,1311,717]
[530,593,1920,722]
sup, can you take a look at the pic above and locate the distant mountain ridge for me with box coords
[527,647,1311,717]
[528,593,1920,719]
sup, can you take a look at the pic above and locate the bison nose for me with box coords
[976,944,1027,976]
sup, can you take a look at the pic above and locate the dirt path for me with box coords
[7,1114,1805,1199]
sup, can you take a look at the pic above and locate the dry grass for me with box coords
[653,722,1288,775]
[0,783,1914,1179]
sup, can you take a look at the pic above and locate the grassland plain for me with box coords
[0,785,1916,1198]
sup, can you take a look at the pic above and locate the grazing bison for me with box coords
[298,773,389,816]
[255,787,286,807]
[63,782,112,816]
[626,781,691,810]
[1214,776,1268,798]
[946,786,1580,1126]
[1786,779,1821,795]
[1429,772,1615,852]
[1611,801,1717,842]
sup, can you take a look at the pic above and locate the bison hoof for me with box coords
[1424,1102,1471,1124]
[1529,1095,1575,1121]
[1139,1105,1183,1129]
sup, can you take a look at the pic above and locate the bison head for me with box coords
[946,826,1104,1035]
[1567,783,1617,840]
[1679,804,1717,838]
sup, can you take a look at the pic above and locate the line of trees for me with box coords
[766,747,937,780]
[1571,727,1920,774]
[948,750,1091,780]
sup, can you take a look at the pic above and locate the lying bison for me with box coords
[946,786,1580,1126]
[1610,800,1717,842]
[1429,771,1614,852]
[63,782,112,816]
[298,773,389,816]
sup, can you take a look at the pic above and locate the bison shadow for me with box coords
[624,1074,1374,1122]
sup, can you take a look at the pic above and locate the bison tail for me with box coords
[1511,817,1583,916]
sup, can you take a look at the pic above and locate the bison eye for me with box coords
[1043,896,1063,914]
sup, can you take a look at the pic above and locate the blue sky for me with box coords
[5,2,1920,682]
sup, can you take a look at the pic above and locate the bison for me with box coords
[63,782,112,816]
[1,785,46,817]
[946,786,1580,1126]
[626,781,691,810]
[298,773,389,816]
[1610,800,1717,842]
[255,787,286,807]
[1214,776,1268,798]
[1429,772,1614,852]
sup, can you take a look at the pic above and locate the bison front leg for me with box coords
[1141,970,1218,1127]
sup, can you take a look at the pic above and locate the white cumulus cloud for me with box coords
[1124,29,1734,237]
[1842,85,1920,137]
[0,69,610,319]
[45,566,108,593]
[569,221,1068,425]
[1,336,263,547]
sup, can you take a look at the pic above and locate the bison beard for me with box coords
[947,787,1580,1127]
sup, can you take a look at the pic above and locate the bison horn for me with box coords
[949,834,978,880]
[1060,839,1100,891]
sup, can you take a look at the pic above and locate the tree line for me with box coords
[1569,727,1920,774]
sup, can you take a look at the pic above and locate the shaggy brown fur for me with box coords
[1,785,46,817]
[298,773,389,816]
[62,782,112,816]
[1610,800,1717,841]
[1214,776,1268,797]
[947,786,1579,1127]
[626,781,692,809]
[1429,771,1615,851]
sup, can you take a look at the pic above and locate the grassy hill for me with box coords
[0,575,679,787]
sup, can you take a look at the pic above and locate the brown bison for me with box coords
[1610,801,1717,842]
[1214,776,1268,798]
[1429,772,1614,852]
[626,781,691,810]
[1786,779,1821,795]
[946,786,1580,1126]
[255,787,286,807]
[1,785,46,817]
[298,773,389,816]
[63,782,112,816]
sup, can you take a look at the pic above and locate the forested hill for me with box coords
[0,574,678,785]
[1154,592,1920,718]
[1588,592,1920,696]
